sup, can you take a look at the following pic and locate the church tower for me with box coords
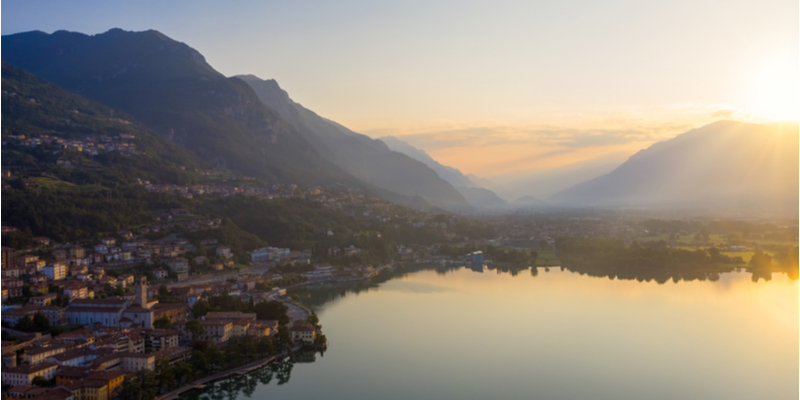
[135,276,147,307]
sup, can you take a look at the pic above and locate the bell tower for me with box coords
[135,276,147,307]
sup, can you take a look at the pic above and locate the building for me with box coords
[154,347,191,366]
[23,345,70,365]
[1,305,65,327]
[152,268,168,279]
[3,246,16,269]
[142,329,179,353]
[88,352,156,372]
[64,298,154,328]
[289,320,316,344]
[4,277,24,297]
[216,246,232,258]
[33,237,52,247]
[68,247,85,260]
[167,258,189,281]
[63,281,88,300]
[2,363,58,386]
[176,320,233,343]
[152,303,189,324]
[30,293,58,306]
[471,251,484,265]
[43,263,68,281]
[204,311,256,322]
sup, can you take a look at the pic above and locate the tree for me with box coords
[190,350,209,375]
[192,299,211,318]
[185,319,205,338]
[155,359,176,391]
[307,314,321,330]
[153,316,172,329]
[253,301,289,325]
[256,336,275,355]
[173,361,194,384]
[530,250,539,264]
[31,376,53,387]
[15,315,34,332]
[274,325,292,350]
[206,343,225,370]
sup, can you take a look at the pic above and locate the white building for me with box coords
[2,362,58,386]
[43,263,67,280]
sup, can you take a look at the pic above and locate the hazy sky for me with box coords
[3,0,798,178]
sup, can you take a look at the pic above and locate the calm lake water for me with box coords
[184,266,798,400]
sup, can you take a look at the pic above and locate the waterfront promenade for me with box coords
[157,345,301,400]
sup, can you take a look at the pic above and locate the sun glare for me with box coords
[745,54,800,121]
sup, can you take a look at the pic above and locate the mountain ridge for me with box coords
[550,120,799,215]
[1,28,361,187]
[235,74,470,210]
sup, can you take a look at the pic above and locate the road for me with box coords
[284,301,309,322]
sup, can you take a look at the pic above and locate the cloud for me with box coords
[710,109,735,118]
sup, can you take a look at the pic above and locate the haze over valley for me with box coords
[0,2,797,400]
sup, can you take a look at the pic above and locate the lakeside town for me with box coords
[1,165,797,400]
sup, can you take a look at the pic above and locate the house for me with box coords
[2,246,16,269]
[43,263,68,281]
[152,303,189,324]
[216,246,232,258]
[2,305,65,327]
[32,237,52,247]
[101,238,116,246]
[94,244,108,254]
[289,320,316,344]
[167,258,189,281]
[175,320,232,343]
[29,293,58,306]
[63,281,88,300]
[152,268,168,279]
[52,250,67,262]
[2,363,58,386]
[118,274,135,287]
[121,242,138,252]
[4,277,24,297]
[142,329,179,352]
[68,247,85,259]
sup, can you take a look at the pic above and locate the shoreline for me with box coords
[156,345,301,400]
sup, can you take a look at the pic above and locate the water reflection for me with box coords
[182,354,321,400]
[292,260,797,311]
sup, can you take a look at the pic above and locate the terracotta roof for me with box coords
[3,362,58,374]
[289,320,315,332]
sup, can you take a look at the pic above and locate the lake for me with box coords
[183,265,798,400]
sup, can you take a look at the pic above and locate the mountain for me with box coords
[454,187,509,209]
[1,29,359,187]
[1,61,207,186]
[378,135,476,188]
[235,75,469,210]
[550,120,800,213]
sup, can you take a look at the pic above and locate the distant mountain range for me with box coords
[1,29,468,211]
[550,120,799,213]
[235,75,469,210]
[4,29,796,216]
[378,135,521,209]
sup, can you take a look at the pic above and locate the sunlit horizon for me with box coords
[2,0,797,180]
